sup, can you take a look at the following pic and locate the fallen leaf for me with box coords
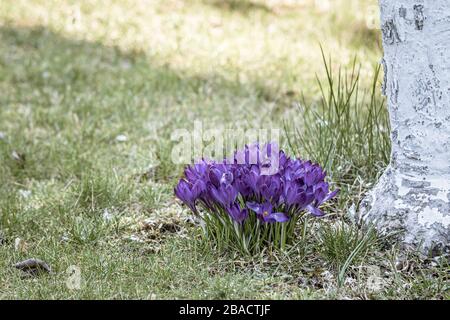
[13,258,52,276]
[11,150,26,168]
[284,90,297,97]
[158,222,181,233]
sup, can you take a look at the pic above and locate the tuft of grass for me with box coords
[199,208,305,255]
[281,52,393,291]
[73,174,134,214]
[285,51,390,211]
[317,221,379,286]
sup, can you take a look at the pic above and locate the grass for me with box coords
[0,0,448,299]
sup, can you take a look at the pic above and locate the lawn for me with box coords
[0,0,448,299]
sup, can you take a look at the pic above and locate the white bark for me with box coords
[359,0,450,255]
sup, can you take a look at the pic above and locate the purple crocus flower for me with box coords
[247,201,289,223]
[207,165,223,188]
[304,163,326,186]
[174,179,203,213]
[226,203,249,223]
[306,185,340,217]
[283,180,306,206]
[220,171,234,186]
[174,142,339,223]
[184,161,208,182]
[256,175,283,204]
[208,182,238,208]
[233,167,254,198]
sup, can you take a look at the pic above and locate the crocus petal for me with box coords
[227,205,249,223]
[262,201,273,214]
[271,212,290,222]
[247,202,262,215]
[306,205,325,217]
[321,189,340,204]
[192,180,206,198]
[220,172,234,186]
[208,167,222,187]
[239,209,249,222]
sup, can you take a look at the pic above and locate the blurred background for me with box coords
[0,0,382,178]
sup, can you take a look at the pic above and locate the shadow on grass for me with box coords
[203,0,274,15]
[0,24,287,184]
[349,21,382,52]
[0,24,284,114]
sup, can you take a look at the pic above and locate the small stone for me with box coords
[128,235,144,243]
[147,293,158,300]
[102,208,113,221]
[115,134,128,142]
[11,150,24,161]
[14,238,28,253]
[18,189,32,199]
[120,60,132,70]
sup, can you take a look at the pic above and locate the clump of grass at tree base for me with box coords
[285,50,391,210]
[318,221,379,286]
[283,52,391,279]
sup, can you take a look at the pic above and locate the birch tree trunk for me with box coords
[359,0,450,255]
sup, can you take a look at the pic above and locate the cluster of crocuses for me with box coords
[175,143,338,225]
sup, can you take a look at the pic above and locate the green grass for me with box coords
[0,0,448,299]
